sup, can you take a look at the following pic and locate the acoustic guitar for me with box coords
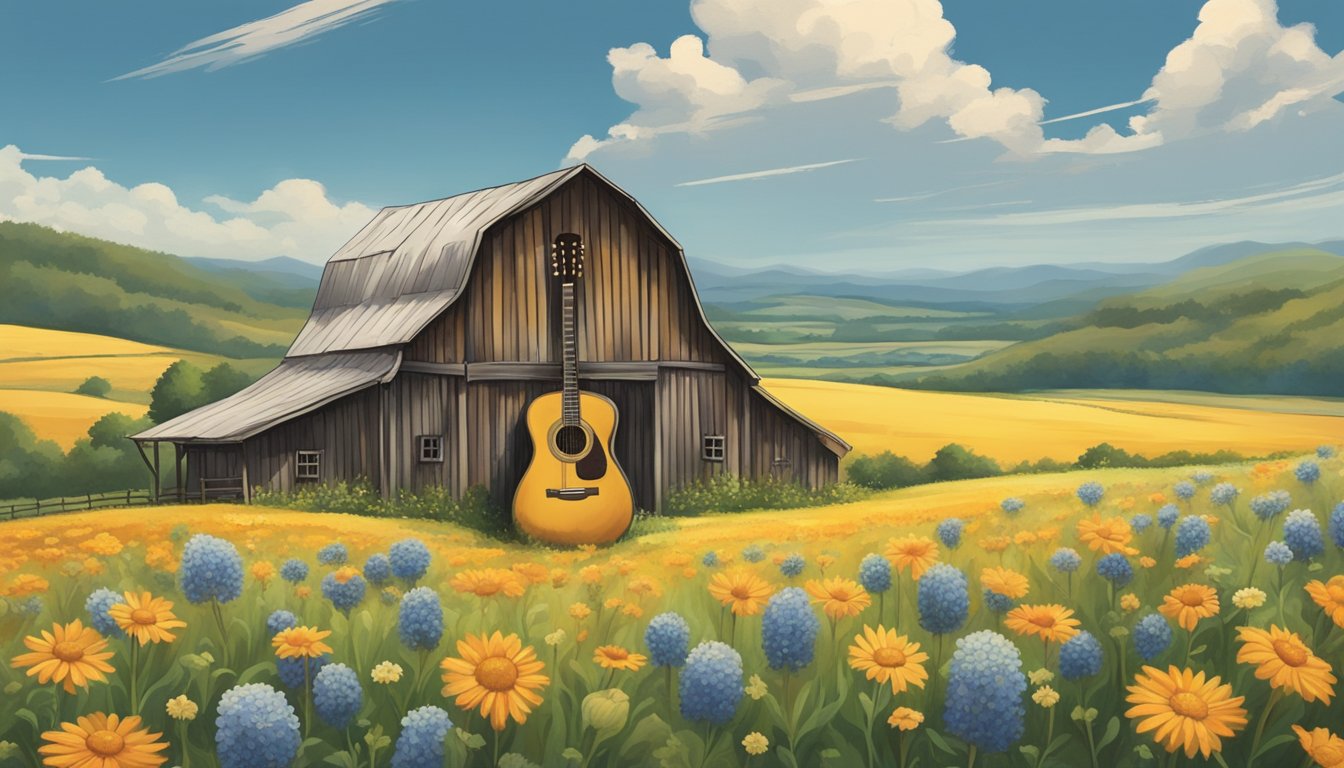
[513,233,635,545]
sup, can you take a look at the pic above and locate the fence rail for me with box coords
[0,489,155,520]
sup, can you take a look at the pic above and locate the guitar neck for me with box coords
[561,282,580,425]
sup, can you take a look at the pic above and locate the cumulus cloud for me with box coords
[0,144,375,262]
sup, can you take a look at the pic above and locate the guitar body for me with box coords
[513,390,634,545]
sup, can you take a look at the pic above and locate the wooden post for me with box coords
[241,448,251,504]
[175,444,183,503]
[653,373,663,513]
[457,382,468,498]
[152,441,161,503]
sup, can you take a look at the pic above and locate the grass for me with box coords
[761,378,1344,465]
[1,454,1341,767]
[0,390,148,449]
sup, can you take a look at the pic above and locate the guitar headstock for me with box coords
[551,233,584,282]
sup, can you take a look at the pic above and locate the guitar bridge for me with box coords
[546,487,600,501]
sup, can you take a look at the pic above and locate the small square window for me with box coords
[296,450,322,480]
[702,435,725,462]
[418,435,444,463]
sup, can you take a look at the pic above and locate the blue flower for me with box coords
[778,553,805,578]
[215,683,301,768]
[1192,470,1213,485]
[1049,548,1081,574]
[761,587,819,671]
[1283,509,1324,562]
[85,588,125,638]
[1173,482,1195,501]
[398,587,443,651]
[1076,482,1104,507]
[389,539,431,583]
[1250,491,1292,521]
[317,542,348,566]
[943,630,1026,754]
[322,571,366,613]
[645,612,691,668]
[277,655,329,690]
[18,596,42,616]
[1130,514,1153,534]
[1157,504,1180,529]
[742,544,766,563]
[1175,516,1211,558]
[313,663,362,729]
[1059,631,1103,680]
[858,553,892,593]
[702,551,719,567]
[180,534,244,605]
[1001,497,1025,515]
[1318,445,1337,460]
[983,590,1015,613]
[363,554,392,586]
[918,563,968,635]
[391,706,454,768]
[1133,613,1172,661]
[280,559,308,583]
[1330,503,1344,549]
[1096,554,1133,587]
[1264,540,1293,566]
[1296,460,1321,485]
[1210,482,1239,507]
[266,609,297,637]
[679,641,743,725]
[936,518,964,549]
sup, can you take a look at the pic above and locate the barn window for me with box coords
[702,435,726,462]
[295,450,322,480]
[418,435,444,463]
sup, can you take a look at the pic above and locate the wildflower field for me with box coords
[2,449,1343,768]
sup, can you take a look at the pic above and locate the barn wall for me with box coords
[655,368,730,501]
[744,389,839,490]
[240,387,381,494]
[385,372,464,496]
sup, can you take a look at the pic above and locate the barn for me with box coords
[132,165,849,513]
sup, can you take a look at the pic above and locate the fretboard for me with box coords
[561,282,580,425]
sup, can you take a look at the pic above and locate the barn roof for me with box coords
[134,350,399,442]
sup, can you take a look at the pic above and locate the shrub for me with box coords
[253,481,508,538]
[846,451,926,489]
[925,444,1001,482]
[73,376,112,398]
[662,474,866,517]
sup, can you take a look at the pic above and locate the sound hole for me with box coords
[555,425,588,456]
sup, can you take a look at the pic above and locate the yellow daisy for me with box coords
[440,631,550,731]
[805,578,871,621]
[39,713,168,768]
[1235,625,1335,704]
[887,707,923,731]
[1125,665,1247,759]
[1159,584,1220,632]
[1004,604,1080,644]
[884,536,939,579]
[1293,725,1344,768]
[980,567,1029,600]
[848,625,928,694]
[708,570,773,616]
[1305,576,1344,628]
[272,626,333,659]
[108,591,186,645]
[1076,514,1138,556]
[450,568,526,598]
[10,620,116,694]
[593,645,647,672]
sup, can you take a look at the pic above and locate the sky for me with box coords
[2,0,1343,272]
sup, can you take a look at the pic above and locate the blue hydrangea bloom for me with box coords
[761,587,819,671]
[1330,503,1344,549]
[1250,490,1292,521]
[180,534,244,605]
[317,542,348,566]
[645,611,691,668]
[277,654,329,690]
[858,553,892,593]
[322,571,367,613]
[742,544,766,563]
[918,563,969,635]
[1283,509,1324,562]
[702,551,719,567]
[85,588,125,638]
[1173,482,1195,501]
[266,609,297,637]
[1049,548,1081,574]
[215,683,301,768]
[363,554,392,586]
[1133,613,1172,661]
[280,559,308,583]
[1175,516,1211,558]
[398,587,443,651]
[936,518,964,549]
[778,553,805,578]
[1296,460,1321,485]
[1130,514,1153,534]
[983,590,1015,613]
[1076,481,1104,507]
[389,539,431,583]
[943,631,1026,754]
[391,706,453,768]
[1210,482,1239,507]
[1157,504,1180,529]
[1096,554,1133,587]
[19,596,42,616]
[1264,540,1293,566]
[1059,631,1104,680]
[679,641,743,725]
[1319,445,1338,459]
[313,663,362,729]
[1192,470,1213,485]
[1001,497,1025,515]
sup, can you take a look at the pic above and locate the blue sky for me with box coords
[2,0,1342,271]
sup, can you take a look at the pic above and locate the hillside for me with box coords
[0,222,312,358]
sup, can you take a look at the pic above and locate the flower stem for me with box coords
[1036,706,1055,768]
[179,720,191,768]
[1245,687,1284,768]
[967,744,977,768]
[864,681,879,768]
[129,640,141,716]
[303,659,312,739]
[210,599,231,669]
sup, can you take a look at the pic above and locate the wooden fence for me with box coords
[0,489,155,520]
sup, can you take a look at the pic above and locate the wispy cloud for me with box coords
[674,159,857,187]
[15,151,90,161]
[788,81,899,103]
[1039,98,1153,125]
[873,181,1005,203]
[113,0,398,80]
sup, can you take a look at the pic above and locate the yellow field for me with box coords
[0,390,148,447]
[0,324,175,359]
[763,377,1344,464]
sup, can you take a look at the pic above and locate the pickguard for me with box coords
[575,436,607,480]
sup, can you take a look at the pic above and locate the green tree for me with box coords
[73,375,112,398]
[201,362,253,402]
[846,451,927,489]
[925,443,1001,482]
[148,360,205,423]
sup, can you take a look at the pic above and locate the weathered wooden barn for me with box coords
[133,165,849,512]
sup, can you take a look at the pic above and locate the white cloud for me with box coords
[0,144,375,263]
[113,0,398,80]
[675,158,857,186]
[15,151,92,161]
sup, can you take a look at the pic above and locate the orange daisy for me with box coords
[806,578,871,621]
[593,645,647,672]
[980,567,1029,600]
[1305,576,1344,629]
[1004,604,1080,643]
[272,626,333,659]
[1293,725,1344,768]
[1125,665,1247,759]
[450,568,527,598]
[884,536,939,579]
[1159,584,1220,632]
[1076,514,1138,555]
[108,591,186,645]
[39,713,168,768]
[1235,625,1335,704]
[440,631,550,731]
[707,570,773,616]
[11,620,116,693]
[848,625,929,694]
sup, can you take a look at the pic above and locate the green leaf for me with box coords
[1019,745,1041,759]
[561,747,583,763]
[358,610,373,633]
[1188,644,1207,657]
[620,714,673,758]
[1096,716,1121,751]
[925,728,957,755]
[858,691,875,720]
[819,747,841,763]
[776,746,800,768]
[455,729,486,750]
[1252,732,1297,759]
[13,708,39,733]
